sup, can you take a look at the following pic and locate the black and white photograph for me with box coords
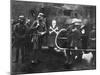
[11,0,96,75]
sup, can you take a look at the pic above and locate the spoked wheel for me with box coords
[55,28,70,51]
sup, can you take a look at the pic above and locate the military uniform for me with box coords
[12,18,27,63]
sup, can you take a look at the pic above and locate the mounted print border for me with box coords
[11,0,96,75]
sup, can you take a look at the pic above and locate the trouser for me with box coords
[65,50,71,64]
[15,47,25,63]
[70,50,82,64]
[12,38,26,63]
[38,35,45,49]
[81,35,88,49]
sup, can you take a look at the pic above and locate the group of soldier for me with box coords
[11,9,96,64]
[12,12,47,63]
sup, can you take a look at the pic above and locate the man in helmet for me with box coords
[67,18,82,50]
[65,17,82,64]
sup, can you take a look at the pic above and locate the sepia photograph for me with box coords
[11,0,96,75]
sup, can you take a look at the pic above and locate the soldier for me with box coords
[30,13,47,63]
[68,18,82,49]
[65,18,82,64]
[88,25,96,49]
[37,13,47,49]
[12,15,27,63]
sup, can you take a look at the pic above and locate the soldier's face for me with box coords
[38,16,43,21]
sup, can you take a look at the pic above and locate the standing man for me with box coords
[36,13,47,49]
[88,25,96,49]
[70,18,82,49]
[12,15,27,63]
[30,12,47,63]
[66,17,82,64]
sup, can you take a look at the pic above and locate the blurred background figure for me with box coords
[88,25,96,49]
